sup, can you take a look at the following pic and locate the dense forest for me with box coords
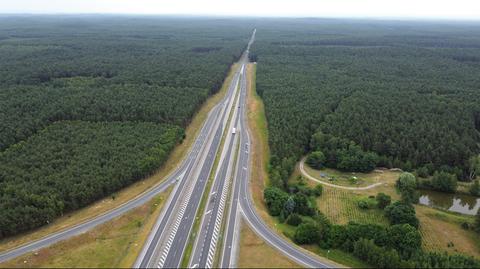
[0,16,251,237]
[0,121,182,237]
[251,19,480,186]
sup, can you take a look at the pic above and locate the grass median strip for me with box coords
[181,65,241,267]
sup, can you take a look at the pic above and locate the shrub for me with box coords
[288,181,317,197]
[283,196,295,215]
[431,171,457,193]
[357,197,377,210]
[353,238,401,268]
[264,187,289,216]
[294,222,321,244]
[387,224,422,259]
[410,251,480,268]
[313,184,323,197]
[416,166,430,178]
[470,180,480,197]
[293,193,317,216]
[396,172,418,204]
[476,211,480,233]
[343,222,389,247]
[325,225,347,248]
[385,201,419,228]
[461,222,470,230]
[286,213,303,226]
[376,192,391,209]
[306,151,326,169]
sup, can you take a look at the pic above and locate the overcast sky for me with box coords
[1,0,479,20]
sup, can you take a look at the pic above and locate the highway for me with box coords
[189,64,245,268]
[219,28,335,268]
[134,60,241,268]
[0,29,338,269]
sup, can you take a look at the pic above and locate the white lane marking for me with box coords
[204,170,233,268]
[158,173,196,268]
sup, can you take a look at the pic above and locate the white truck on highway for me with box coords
[232,127,236,134]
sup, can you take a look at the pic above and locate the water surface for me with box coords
[418,189,480,215]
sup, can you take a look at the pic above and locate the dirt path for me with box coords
[299,158,383,190]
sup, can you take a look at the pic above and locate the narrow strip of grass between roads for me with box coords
[181,67,241,267]
[0,63,239,254]
[0,188,172,268]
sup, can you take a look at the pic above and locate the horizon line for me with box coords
[0,12,479,22]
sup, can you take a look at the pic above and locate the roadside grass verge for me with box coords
[237,220,301,268]
[0,63,238,253]
[245,63,271,218]
[0,189,171,268]
[305,246,368,268]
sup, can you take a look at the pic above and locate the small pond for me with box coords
[418,189,480,215]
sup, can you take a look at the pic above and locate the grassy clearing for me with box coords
[237,221,300,268]
[299,164,480,257]
[303,163,380,187]
[0,189,171,268]
[0,63,238,253]
[417,205,479,256]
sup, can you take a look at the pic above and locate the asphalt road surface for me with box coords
[134,64,240,268]
[189,63,245,268]
[220,29,335,268]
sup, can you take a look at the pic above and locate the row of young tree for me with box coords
[252,20,480,187]
[263,172,480,267]
[0,121,183,238]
